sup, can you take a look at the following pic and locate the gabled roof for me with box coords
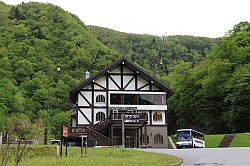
[70,58,175,102]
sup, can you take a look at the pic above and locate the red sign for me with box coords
[62,126,68,137]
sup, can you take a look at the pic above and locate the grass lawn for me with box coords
[1,146,181,166]
[230,133,250,147]
[205,134,225,148]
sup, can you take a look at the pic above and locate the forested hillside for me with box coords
[88,25,218,76]
[88,23,250,135]
[0,1,119,140]
[167,22,250,134]
[0,1,249,141]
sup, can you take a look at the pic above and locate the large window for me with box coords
[110,94,166,105]
[153,112,162,121]
[124,94,138,104]
[154,134,163,144]
[110,94,121,104]
[96,112,105,121]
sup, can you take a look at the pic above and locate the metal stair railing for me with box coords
[93,118,110,132]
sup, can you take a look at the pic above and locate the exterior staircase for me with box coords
[93,118,110,132]
[68,113,147,147]
[69,126,110,146]
[219,134,235,148]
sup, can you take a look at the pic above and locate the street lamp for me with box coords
[44,66,61,145]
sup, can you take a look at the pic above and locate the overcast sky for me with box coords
[2,0,250,38]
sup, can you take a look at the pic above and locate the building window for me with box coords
[110,94,122,104]
[113,136,121,146]
[124,94,138,104]
[153,112,162,121]
[154,134,163,144]
[110,93,166,105]
[96,95,105,103]
[96,112,105,121]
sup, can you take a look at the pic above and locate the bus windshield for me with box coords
[177,130,191,141]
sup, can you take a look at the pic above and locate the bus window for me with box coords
[176,130,191,141]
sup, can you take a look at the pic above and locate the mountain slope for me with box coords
[88,25,218,75]
[0,1,119,139]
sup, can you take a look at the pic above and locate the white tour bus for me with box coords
[176,129,205,149]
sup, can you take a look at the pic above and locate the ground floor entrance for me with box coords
[125,136,135,148]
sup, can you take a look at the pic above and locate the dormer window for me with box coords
[96,95,105,103]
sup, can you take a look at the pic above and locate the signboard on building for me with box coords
[124,114,139,123]
[109,107,137,112]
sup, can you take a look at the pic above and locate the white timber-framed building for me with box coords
[69,58,174,148]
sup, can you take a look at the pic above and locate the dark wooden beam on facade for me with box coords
[121,62,124,90]
[91,82,94,124]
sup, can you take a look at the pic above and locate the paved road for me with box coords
[138,147,250,166]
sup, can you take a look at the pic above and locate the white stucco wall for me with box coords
[123,75,135,90]
[137,77,150,90]
[78,108,91,124]
[110,67,121,73]
[78,91,92,106]
[95,77,106,89]
[123,67,133,74]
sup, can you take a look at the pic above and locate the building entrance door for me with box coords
[113,136,121,146]
[125,136,134,148]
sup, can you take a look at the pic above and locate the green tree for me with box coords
[49,111,71,139]
[225,64,250,132]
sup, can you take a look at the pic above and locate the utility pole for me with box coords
[0,132,2,150]
[44,77,51,145]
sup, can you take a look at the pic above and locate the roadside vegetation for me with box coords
[0,146,181,166]
[204,134,225,148]
[230,133,250,147]
[205,133,250,148]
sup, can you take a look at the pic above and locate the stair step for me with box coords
[219,134,235,148]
